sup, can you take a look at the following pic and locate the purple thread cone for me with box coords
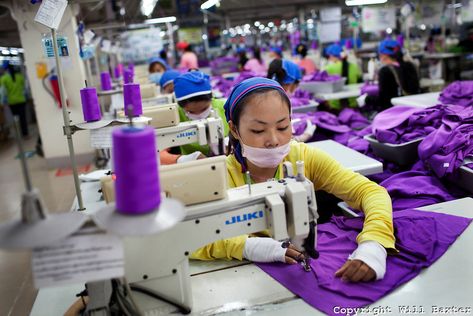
[100,72,112,91]
[124,69,133,84]
[80,87,101,122]
[128,63,134,76]
[123,83,143,116]
[113,126,161,214]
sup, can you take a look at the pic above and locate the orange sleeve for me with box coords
[159,148,180,165]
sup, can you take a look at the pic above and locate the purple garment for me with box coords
[209,56,239,75]
[257,209,471,316]
[338,108,370,130]
[360,83,379,96]
[302,71,341,82]
[418,106,473,178]
[372,105,448,144]
[438,80,473,107]
[379,170,455,211]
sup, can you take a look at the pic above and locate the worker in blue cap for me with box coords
[1,60,28,136]
[159,70,229,164]
[159,69,180,94]
[269,46,283,60]
[189,77,395,284]
[324,43,361,110]
[148,57,169,84]
[360,39,420,110]
[267,59,302,95]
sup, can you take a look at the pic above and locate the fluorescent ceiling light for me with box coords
[1,49,10,55]
[345,0,387,6]
[201,0,219,10]
[141,0,158,17]
[144,16,177,24]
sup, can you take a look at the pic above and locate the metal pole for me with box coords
[51,28,85,211]
[203,11,210,60]
[166,22,175,67]
[13,117,32,192]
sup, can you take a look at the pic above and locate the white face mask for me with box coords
[241,141,291,168]
[186,106,212,120]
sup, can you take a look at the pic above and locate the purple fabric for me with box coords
[209,56,239,75]
[379,170,455,211]
[360,83,379,96]
[302,71,341,82]
[372,105,448,144]
[438,81,473,107]
[257,209,471,316]
[289,89,315,108]
[418,106,473,178]
[338,108,370,130]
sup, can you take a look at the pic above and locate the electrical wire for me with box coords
[130,284,192,314]
[122,277,144,316]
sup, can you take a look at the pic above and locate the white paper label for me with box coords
[32,233,124,288]
[90,126,114,149]
[102,39,112,53]
[84,30,95,44]
[34,0,68,30]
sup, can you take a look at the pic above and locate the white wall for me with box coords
[11,3,92,167]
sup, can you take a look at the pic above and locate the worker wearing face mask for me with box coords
[159,70,229,165]
[148,57,169,85]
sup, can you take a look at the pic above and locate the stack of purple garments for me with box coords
[379,168,456,211]
[209,56,239,75]
[302,70,341,82]
[438,80,473,107]
[257,209,472,316]
[418,105,473,178]
[290,89,314,108]
[211,76,233,96]
[360,82,379,96]
[371,105,446,144]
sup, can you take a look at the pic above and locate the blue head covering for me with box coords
[270,46,282,57]
[174,71,212,101]
[223,77,289,171]
[280,59,302,84]
[378,39,401,55]
[159,70,180,89]
[326,44,343,58]
[2,60,9,69]
[148,57,169,70]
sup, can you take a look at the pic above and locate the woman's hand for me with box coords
[335,259,376,282]
[284,244,306,264]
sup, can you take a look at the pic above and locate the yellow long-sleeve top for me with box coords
[190,141,396,261]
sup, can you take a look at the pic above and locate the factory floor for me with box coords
[0,126,76,316]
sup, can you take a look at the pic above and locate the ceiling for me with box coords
[0,0,405,48]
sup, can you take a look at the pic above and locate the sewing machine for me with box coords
[86,157,319,314]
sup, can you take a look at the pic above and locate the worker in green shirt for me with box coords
[324,44,362,110]
[0,60,28,136]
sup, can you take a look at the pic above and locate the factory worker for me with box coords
[159,70,180,94]
[159,70,229,165]
[243,47,267,75]
[361,39,420,110]
[269,46,283,60]
[324,43,362,110]
[148,57,169,85]
[267,59,315,142]
[191,77,396,283]
[236,47,249,71]
[296,43,317,75]
[267,59,302,95]
[177,41,199,70]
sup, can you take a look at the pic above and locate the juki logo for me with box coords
[225,210,264,225]
[177,131,197,138]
